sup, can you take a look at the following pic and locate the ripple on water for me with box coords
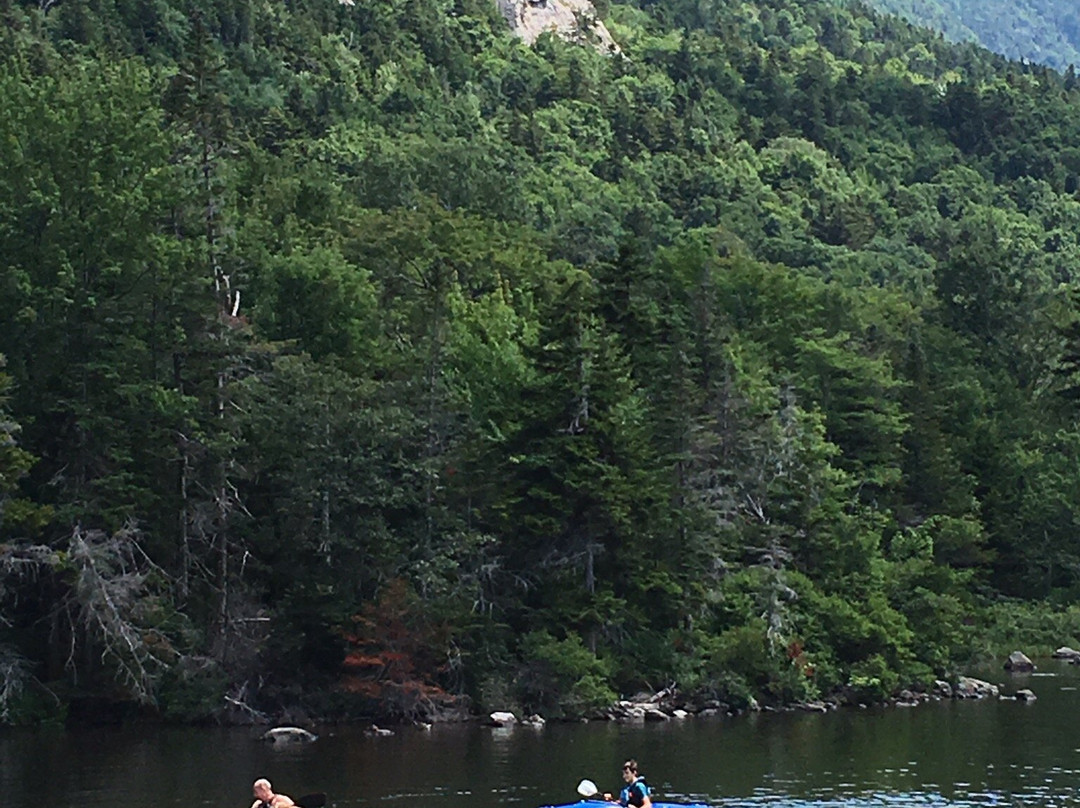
[715,791,1027,808]
[12,666,1080,808]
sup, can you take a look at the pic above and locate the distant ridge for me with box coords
[863,0,1080,70]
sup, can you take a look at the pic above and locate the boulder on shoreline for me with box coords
[1004,651,1035,672]
[488,711,518,727]
[261,726,318,744]
[955,676,1000,699]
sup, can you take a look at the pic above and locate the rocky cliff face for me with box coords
[495,0,620,52]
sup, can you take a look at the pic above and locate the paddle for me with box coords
[577,781,601,800]
[295,794,327,808]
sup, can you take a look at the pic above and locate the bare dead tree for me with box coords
[755,538,797,651]
[0,543,57,596]
[0,543,54,721]
[59,525,179,704]
[0,527,190,714]
[163,22,251,654]
[0,644,32,722]
[224,679,269,722]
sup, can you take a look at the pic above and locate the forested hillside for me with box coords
[4,0,1080,724]
[865,0,1080,70]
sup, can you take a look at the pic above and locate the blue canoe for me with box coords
[542,801,708,808]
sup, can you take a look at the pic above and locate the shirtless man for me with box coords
[251,778,297,808]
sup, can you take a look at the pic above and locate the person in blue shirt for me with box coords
[603,760,652,808]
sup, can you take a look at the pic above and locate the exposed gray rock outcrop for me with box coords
[495,0,620,52]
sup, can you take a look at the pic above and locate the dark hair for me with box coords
[622,760,638,774]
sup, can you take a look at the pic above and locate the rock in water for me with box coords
[261,726,318,744]
[488,711,518,726]
[1004,651,1035,672]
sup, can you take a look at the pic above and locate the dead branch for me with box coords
[0,645,31,722]
[224,679,269,721]
[63,525,175,704]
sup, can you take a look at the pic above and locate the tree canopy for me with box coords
[3,0,1080,723]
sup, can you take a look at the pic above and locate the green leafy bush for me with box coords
[846,654,901,702]
[515,630,616,717]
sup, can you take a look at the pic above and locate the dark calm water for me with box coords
[3,662,1078,808]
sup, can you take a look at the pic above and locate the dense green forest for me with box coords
[865,0,1080,70]
[5,0,1080,725]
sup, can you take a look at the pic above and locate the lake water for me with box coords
[3,661,1078,808]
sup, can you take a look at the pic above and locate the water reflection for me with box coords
[4,662,1080,808]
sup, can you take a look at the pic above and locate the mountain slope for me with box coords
[5,0,1080,722]
[866,0,1080,69]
